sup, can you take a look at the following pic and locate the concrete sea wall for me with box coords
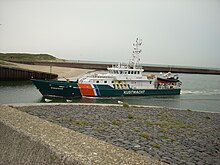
[0,105,165,165]
[0,66,58,80]
[7,60,220,75]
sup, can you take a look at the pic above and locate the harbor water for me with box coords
[0,73,220,112]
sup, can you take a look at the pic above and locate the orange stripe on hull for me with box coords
[78,84,95,97]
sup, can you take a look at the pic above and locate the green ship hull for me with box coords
[32,79,181,98]
[32,79,82,98]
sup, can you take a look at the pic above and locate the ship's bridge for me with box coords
[107,64,144,75]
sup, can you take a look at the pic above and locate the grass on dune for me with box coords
[0,53,58,61]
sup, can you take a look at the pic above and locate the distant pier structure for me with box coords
[7,60,220,75]
[0,66,58,81]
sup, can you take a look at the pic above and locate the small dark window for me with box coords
[104,81,107,83]
[112,81,114,83]
[96,81,99,83]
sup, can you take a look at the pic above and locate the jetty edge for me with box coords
[0,104,165,165]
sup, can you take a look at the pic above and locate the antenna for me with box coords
[129,38,142,69]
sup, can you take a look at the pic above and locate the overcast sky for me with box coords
[0,0,220,68]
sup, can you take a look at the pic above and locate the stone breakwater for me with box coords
[0,105,163,165]
[17,105,220,165]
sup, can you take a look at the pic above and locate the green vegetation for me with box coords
[0,53,58,61]
[159,128,167,133]
[133,128,141,133]
[75,120,88,126]
[47,115,56,120]
[159,135,169,139]
[145,114,195,129]
[145,119,195,129]
[170,137,177,142]
[151,143,161,149]
[123,102,130,108]
[111,119,121,126]
[157,114,171,119]
[53,117,74,123]
[181,153,188,160]
[127,113,135,119]
[94,127,106,133]
[122,102,145,108]
[141,131,150,138]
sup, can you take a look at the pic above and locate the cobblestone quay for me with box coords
[17,104,220,165]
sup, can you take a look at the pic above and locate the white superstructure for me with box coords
[79,38,181,90]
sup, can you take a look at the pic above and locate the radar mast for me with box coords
[129,38,142,69]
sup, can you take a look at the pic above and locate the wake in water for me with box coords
[181,89,220,95]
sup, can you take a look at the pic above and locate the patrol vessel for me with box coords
[32,38,182,98]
